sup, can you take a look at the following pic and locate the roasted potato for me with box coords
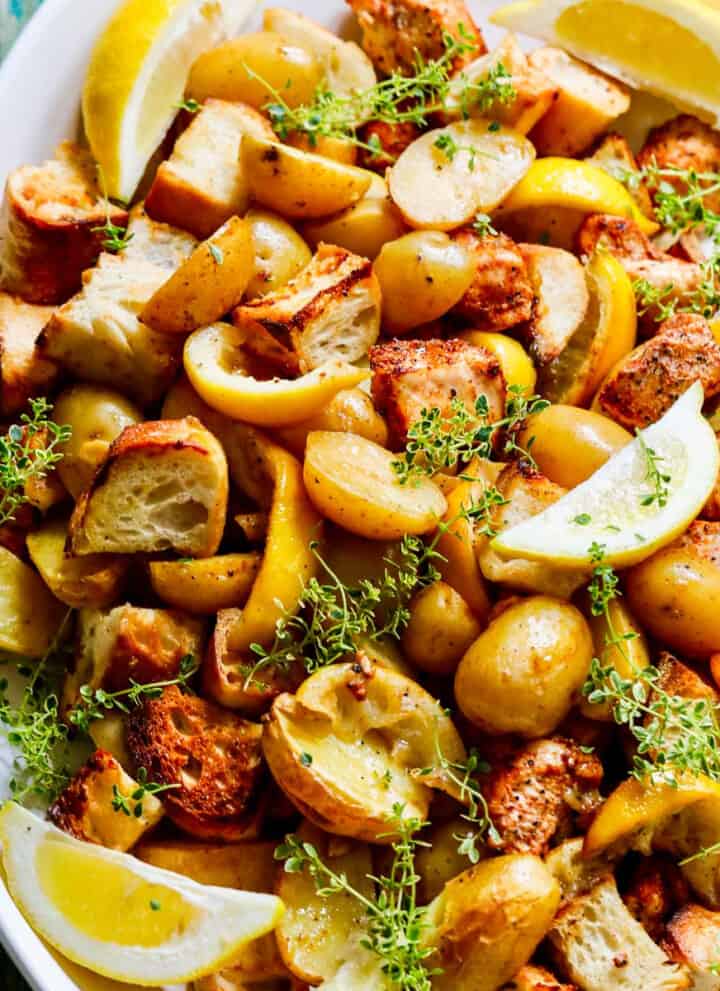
[303,186,407,260]
[135,838,277,891]
[0,546,66,657]
[304,431,447,539]
[244,208,312,300]
[243,136,373,219]
[140,217,254,335]
[455,596,593,737]
[148,554,261,615]
[402,581,482,676]
[273,387,388,457]
[0,293,58,416]
[263,662,466,842]
[416,817,482,903]
[388,122,535,231]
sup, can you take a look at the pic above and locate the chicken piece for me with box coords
[527,48,630,157]
[345,0,484,75]
[663,904,720,989]
[38,252,182,406]
[586,133,654,217]
[596,313,720,430]
[358,120,421,172]
[127,685,264,840]
[502,964,577,991]
[518,243,589,365]
[622,856,690,940]
[0,293,58,415]
[233,244,381,372]
[48,749,164,851]
[477,461,590,598]
[0,141,128,305]
[146,99,274,239]
[484,736,603,857]
[369,336,506,447]
[639,114,720,215]
[656,650,718,705]
[124,203,198,270]
[452,229,535,331]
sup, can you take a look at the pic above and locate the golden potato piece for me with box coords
[141,217,254,335]
[0,293,58,416]
[417,817,482,903]
[26,516,127,610]
[135,838,276,891]
[303,184,407,261]
[402,581,482,676]
[148,553,261,616]
[245,208,312,300]
[273,387,388,458]
[388,121,535,231]
[303,431,447,539]
[0,546,66,657]
[243,136,373,219]
[263,662,466,842]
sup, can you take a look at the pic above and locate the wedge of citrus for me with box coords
[492,0,720,126]
[184,323,368,426]
[491,382,719,567]
[494,158,658,235]
[82,0,254,201]
[0,803,283,986]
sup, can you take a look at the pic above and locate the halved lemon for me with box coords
[494,158,658,235]
[184,323,368,427]
[492,0,720,126]
[82,0,254,201]
[0,803,283,986]
[491,382,719,567]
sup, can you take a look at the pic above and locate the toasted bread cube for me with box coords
[0,293,58,415]
[478,462,590,597]
[586,133,654,217]
[38,252,182,406]
[370,337,506,448]
[48,750,164,851]
[656,651,718,705]
[233,244,381,372]
[664,904,720,989]
[639,114,720,214]
[0,142,128,305]
[88,713,132,769]
[549,876,690,991]
[597,313,720,430]
[528,49,630,156]
[127,685,264,840]
[452,229,534,330]
[346,0,484,75]
[504,964,577,991]
[69,416,229,558]
[146,100,274,239]
[518,243,589,365]
[124,203,198,269]
[446,34,558,134]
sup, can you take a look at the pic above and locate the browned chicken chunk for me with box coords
[623,855,690,940]
[502,964,577,991]
[639,114,720,214]
[452,229,535,330]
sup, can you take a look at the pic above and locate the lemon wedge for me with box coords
[82,0,254,201]
[184,323,368,427]
[0,803,283,986]
[492,0,720,126]
[494,158,658,235]
[491,382,719,568]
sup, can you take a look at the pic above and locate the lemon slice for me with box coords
[184,323,368,427]
[491,382,719,567]
[492,0,720,126]
[82,0,254,201]
[0,803,283,986]
[494,158,658,235]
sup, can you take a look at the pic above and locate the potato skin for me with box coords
[402,581,482,676]
[245,209,312,300]
[374,231,475,333]
[303,192,407,260]
[273,387,388,457]
[148,553,261,615]
[454,596,593,737]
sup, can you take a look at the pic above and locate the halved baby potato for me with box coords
[148,553,261,615]
[262,662,466,842]
[303,431,447,539]
[243,136,373,219]
[303,187,407,260]
[0,546,67,657]
[388,121,535,231]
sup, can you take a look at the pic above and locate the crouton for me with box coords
[663,904,720,989]
[545,837,615,907]
[345,0,484,75]
[623,855,690,940]
[88,713,131,769]
[597,313,720,429]
[445,34,558,134]
[69,416,229,558]
[484,737,603,857]
[126,685,265,839]
[528,49,630,157]
[233,244,381,372]
[146,100,274,239]
[62,604,204,716]
[358,120,421,172]
[502,964,577,991]
[0,142,128,304]
[0,293,58,415]
[48,749,164,851]
[38,252,182,406]
[639,114,720,215]
[585,133,654,217]
[369,337,506,448]
[518,244,589,364]
[477,462,590,597]
[124,203,198,269]
[549,876,690,991]
[656,651,718,705]
[451,229,535,330]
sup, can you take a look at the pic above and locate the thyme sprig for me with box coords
[633,262,720,322]
[92,167,133,254]
[111,766,178,818]
[0,398,71,526]
[636,430,671,508]
[277,806,438,991]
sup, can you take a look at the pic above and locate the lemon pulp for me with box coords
[37,842,198,946]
